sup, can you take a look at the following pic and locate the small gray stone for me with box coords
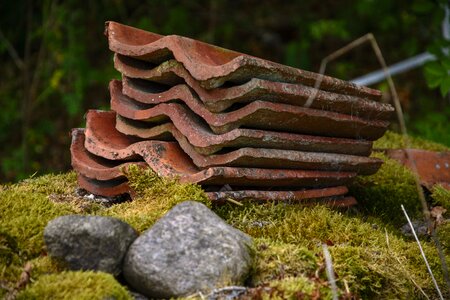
[401,220,429,237]
[123,201,253,298]
[44,215,138,275]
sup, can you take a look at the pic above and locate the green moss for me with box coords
[16,271,132,300]
[0,229,20,267]
[251,239,318,285]
[104,165,210,232]
[431,185,450,210]
[29,255,67,278]
[216,203,447,299]
[1,164,448,299]
[0,173,78,284]
[374,130,449,151]
[349,152,422,225]
[437,222,450,254]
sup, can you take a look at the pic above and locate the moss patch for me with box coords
[103,165,210,232]
[374,130,449,151]
[0,172,78,286]
[1,154,449,299]
[16,271,131,300]
[217,203,447,299]
[431,184,450,210]
[349,152,423,226]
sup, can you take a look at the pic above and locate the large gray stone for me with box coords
[123,201,253,298]
[44,215,138,275]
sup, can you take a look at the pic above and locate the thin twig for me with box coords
[305,33,450,292]
[343,279,350,295]
[225,197,244,206]
[304,34,371,108]
[384,228,430,299]
[401,205,444,300]
[368,34,450,293]
[322,244,339,300]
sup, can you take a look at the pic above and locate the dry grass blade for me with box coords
[401,205,444,300]
[384,228,430,299]
[322,244,338,300]
[305,33,450,293]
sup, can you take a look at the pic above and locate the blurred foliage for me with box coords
[0,0,449,182]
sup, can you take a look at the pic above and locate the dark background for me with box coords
[1,0,449,182]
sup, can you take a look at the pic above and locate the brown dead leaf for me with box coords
[431,206,447,226]
[16,262,32,290]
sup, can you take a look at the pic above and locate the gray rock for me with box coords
[123,201,253,298]
[44,215,138,275]
[401,219,429,237]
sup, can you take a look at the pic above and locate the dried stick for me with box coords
[305,33,450,292]
[401,205,444,300]
[322,244,339,300]
[304,34,373,108]
[225,197,244,206]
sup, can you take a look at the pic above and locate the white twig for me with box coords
[384,228,430,299]
[401,205,444,300]
[305,32,450,292]
[322,244,339,300]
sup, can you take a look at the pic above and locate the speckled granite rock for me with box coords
[123,201,253,298]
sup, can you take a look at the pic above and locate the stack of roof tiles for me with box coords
[70,21,395,206]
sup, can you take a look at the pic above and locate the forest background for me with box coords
[0,0,449,182]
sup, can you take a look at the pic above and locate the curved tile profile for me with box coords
[116,116,381,175]
[71,128,147,181]
[115,115,373,156]
[86,110,381,175]
[106,21,381,100]
[77,173,131,197]
[117,56,394,120]
[83,110,358,187]
[111,81,389,140]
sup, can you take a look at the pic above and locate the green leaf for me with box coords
[439,76,450,96]
[425,73,443,88]
[425,62,447,76]
[425,67,445,89]
[442,58,450,71]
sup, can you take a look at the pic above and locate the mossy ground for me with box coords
[16,271,131,300]
[1,131,449,299]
